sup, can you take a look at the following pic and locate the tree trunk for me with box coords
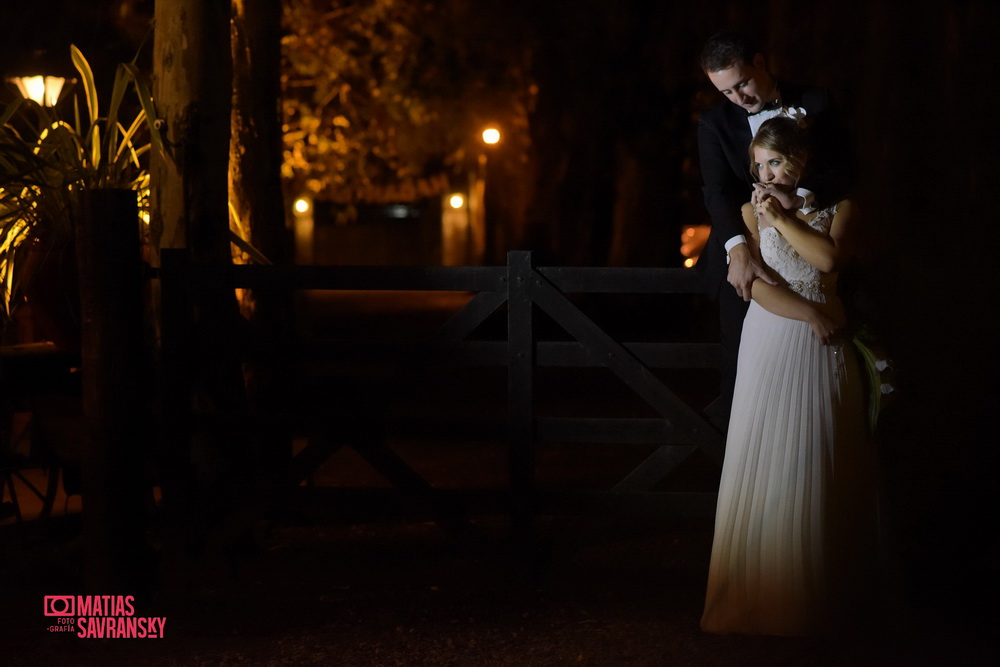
[230,0,292,489]
[230,0,287,266]
[151,0,232,261]
[151,0,251,567]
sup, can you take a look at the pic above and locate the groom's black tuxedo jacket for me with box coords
[695,81,854,294]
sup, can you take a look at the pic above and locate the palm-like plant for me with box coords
[0,44,164,317]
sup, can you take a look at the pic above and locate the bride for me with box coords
[700,116,883,636]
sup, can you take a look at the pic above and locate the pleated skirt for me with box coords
[701,301,879,636]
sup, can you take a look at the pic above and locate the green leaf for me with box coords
[70,44,98,130]
[89,124,101,180]
[229,230,272,265]
[102,65,133,183]
[0,98,24,127]
[116,112,146,167]
[121,62,166,157]
[852,335,882,431]
[72,95,83,138]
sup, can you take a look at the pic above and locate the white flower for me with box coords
[875,359,890,372]
[880,383,895,395]
[781,106,808,128]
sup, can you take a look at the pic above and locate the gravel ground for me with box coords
[2,505,993,667]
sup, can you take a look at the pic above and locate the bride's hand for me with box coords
[753,183,800,210]
[754,196,786,230]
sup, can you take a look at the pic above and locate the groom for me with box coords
[696,31,854,425]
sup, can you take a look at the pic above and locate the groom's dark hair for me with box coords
[700,32,760,73]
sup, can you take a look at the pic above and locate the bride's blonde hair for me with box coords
[749,116,809,184]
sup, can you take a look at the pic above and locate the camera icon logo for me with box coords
[43,596,76,616]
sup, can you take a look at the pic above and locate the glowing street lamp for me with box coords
[292,196,314,264]
[472,126,501,264]
[10,75,66,107]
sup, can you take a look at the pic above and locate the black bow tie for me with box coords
[747,99,782,116]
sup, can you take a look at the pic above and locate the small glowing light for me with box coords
[684,258,696,268]
[482,127,500,145]
[386,204,410,219]
[10,75,66,106]
[449,194,465,209]
[293,198,311,214]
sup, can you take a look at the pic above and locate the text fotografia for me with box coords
[43,595,167,639]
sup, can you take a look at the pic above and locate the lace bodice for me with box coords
[758,205,838,302]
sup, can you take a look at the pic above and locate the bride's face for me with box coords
[752,147,795,189]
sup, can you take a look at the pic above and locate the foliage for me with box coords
[0,44,163,315]
[853,326,896,432]
[281,0,535,215]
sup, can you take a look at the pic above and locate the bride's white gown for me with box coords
[700,205,882,636]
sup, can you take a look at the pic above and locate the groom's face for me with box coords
[707,54,776,114]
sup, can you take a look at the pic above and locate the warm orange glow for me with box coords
[482,127,500,145]
[680,224,710,267]
[449,194,465,209]
[11,75,65,106]
[293,197,311,214]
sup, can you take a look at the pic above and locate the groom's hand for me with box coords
[806,300,846,345]
[727,244,776,301]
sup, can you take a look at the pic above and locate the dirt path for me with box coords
[2,508,992,667]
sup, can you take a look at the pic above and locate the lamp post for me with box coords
[292,196,314,264]
[441,192,469,266]
[469,126,500,264]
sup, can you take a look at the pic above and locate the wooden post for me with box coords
[230,0,292,491]
[230,0,286,263]
[151,0,254,566]
[76,188,149,595]
[156,248,195,555]
[507,251,535,541]
[150,0,232,261]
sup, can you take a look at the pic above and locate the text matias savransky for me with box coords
[44,595,167,639]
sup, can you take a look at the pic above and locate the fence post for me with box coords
[75,189,148,595]
[507,251,535,541]
[156,248,196,567]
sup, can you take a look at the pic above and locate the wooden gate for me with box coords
[157,249,724,538]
